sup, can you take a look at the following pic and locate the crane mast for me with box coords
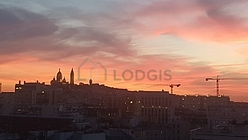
[206,75,220,96]
[206,75,248,96]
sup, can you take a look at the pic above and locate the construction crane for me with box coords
[168,84,181,94]
[206,75,248,96]
[151,83,181,94]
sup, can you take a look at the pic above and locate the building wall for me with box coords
[133,129,173,140]
[208,102,248,128]
[180,95,230,111]
[81,133,106,140]
[190,125,248,140]
[138,91,179,124]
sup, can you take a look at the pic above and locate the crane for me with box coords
[151,83,181,94]
[206,75,248,96]
[168,84,181,94]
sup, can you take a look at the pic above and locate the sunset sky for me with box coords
[1,0,248,101]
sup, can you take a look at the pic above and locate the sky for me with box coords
[1,0,248,101]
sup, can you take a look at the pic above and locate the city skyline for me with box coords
[1,0,248,101]
[0,67,244,102]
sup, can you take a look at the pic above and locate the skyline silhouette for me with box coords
[1,67,247,102]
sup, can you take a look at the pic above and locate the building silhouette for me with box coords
[50,68,74,85]
[70,68,74,85]
[56,68,62,82]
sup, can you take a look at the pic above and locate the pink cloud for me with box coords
[133,0,248,42]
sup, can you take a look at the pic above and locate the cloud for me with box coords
[0,2,138,62]
[133,0,248,42]
[0,5,137,62]
[0,7,58,42]
[60,27,135,56]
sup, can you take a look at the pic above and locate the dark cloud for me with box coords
[206,8,246,28]
[197,0,248,26]
[135,0,198,17]
[69,27,134,56]
[0,25,135,62]
[0,9,21,25]
[197,0,238,8]
[0,7,58,42]
[0,5,136,61]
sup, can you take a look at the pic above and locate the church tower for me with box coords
[70,68,74,85]
[56,68,62,82]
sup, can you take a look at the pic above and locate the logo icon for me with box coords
[78,58,107,82]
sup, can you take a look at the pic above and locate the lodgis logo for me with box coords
[78,58,172,82]
[78,58,107,82]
